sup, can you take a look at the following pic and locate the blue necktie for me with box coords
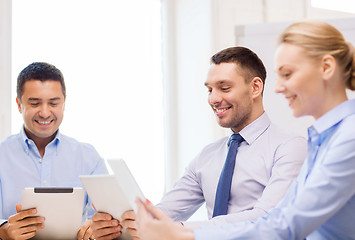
[212,133,244,217]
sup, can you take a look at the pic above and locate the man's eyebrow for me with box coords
[49,97,62,101]
[27,97,62,101]
[27,97,41,101]
[204,80,230,86]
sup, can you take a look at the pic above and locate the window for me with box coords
[312,0,355,14]
[12,0,164,203]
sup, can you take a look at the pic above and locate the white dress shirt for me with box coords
[157,113,307,225]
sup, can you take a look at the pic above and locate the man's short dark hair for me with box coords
[17,62,66,100]
[211,47,267,86]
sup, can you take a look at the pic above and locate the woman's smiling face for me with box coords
[274,43,326,119]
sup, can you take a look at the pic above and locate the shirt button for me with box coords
[43,180,48,185]
[27,140,31,144]
[39,159,43,163]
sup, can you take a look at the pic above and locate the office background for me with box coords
[1,0,355,220]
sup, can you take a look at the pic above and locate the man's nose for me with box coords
[38,104,51,118]
[208,90,222,106]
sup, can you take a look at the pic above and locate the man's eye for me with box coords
[221,87,230,91]
[207,89,212,93]
[30,103,39,106]
[50,103,58,106]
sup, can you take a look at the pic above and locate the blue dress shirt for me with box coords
[194,99,355,240]
[0,127,107,225]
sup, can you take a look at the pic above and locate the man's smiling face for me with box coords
[205,62,253,133]
[17,80,65,142]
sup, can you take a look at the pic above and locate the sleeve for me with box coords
[195,136,307,226]
[157,159,205,222]
[0,177,6,225]
[195,133,355,240]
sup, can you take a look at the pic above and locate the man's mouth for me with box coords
[213,106,232,116]
[35,120,53,125]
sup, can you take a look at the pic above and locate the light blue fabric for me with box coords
[0,127,107,225]
[194,99,355,240]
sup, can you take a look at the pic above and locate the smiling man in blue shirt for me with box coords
[0,62,109,240]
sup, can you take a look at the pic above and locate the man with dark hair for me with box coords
[91,47,307,240]
[0,62,109,240]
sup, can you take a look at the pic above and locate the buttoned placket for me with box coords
[40,141,59,186]
[25,138,56,186]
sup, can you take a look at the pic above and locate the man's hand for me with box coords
[77,219,94,240]
[0,203,44,240]
[91,212,122,240]
[121,210,140,240]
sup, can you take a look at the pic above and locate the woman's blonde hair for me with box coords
[278,20,355,90]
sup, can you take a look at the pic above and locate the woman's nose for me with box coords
[274,79,286,93]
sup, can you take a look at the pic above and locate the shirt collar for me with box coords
[311,99,355,135]
[229,112,270,145]
[19,126,61,154]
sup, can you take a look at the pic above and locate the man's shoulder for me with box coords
[259,123,307,156]
[204,136,229,150]
[267,123,306,141]
[195,136,229,158]
[58,133,98,153]
[0,133,21,148]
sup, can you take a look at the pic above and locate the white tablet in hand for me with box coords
[80,159,145,221]
[21,187,84,240]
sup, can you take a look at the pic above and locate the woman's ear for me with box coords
[321,54,336,81]
[250,77,264,99]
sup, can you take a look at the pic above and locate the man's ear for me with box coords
[321,54,336,81]
[16,98,22,114]
[250,77,264,99]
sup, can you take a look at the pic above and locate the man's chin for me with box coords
[217,120,232,129]
[33,130,58,139]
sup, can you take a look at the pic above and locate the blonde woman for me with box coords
[134,19,355,240]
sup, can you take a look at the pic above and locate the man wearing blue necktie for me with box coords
[91,47,307,240]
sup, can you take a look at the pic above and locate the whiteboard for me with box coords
[235,18,355,137]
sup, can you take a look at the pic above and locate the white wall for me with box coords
[162,0,217,188]
[0,0,11,141]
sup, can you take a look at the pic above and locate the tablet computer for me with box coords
[79,159,145,221]
[21,187,84,240]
